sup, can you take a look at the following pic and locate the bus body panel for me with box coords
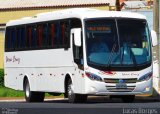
[84,66,153,95]
[5,49,86,93]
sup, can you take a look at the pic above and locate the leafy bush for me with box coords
[0,87,24,97]
[0,69,4,87]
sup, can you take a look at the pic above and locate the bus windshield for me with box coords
[85,18,151,70]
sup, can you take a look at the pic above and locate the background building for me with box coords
[0,0,120,68]
[121,1,147,10]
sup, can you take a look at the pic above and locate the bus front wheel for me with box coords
[67,79,87,103]
[24,79,45,102]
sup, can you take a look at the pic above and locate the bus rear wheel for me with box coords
[67,79,87,103]
[24,79,45,102]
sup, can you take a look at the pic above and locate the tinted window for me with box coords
[5,18,80,51]
[37,25,43,48]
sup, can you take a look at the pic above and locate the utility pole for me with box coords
[116,0,121,11]
[153,0,159,37]
[153,0,159,98]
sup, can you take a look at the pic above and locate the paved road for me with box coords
[0,96,159,114]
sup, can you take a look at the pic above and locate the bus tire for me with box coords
[121,95,135,103]
[67,79,87,103]
[24,79,45,102]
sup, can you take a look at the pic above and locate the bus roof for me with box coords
[6,8,146,27]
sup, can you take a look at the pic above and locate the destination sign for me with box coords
[87,26,111,31]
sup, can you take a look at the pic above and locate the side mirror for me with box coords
[151,30,158,47]
[71,28,81,47]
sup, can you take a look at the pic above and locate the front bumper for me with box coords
[85,78,153,95]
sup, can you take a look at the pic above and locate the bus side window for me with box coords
[27,26,32,48]
[21,27,26,49]
[55,22,60,46]
[5,27,11,51]
[12,27,16,51]
[57,20,71,49]
[42,23,48,48]
[61,22,65,45]
[16,27,21,50]
[32,26,37,48]
[37,25,43,48]
[64,20,71,49]
[48,23,55,47]
[61,20,70,48]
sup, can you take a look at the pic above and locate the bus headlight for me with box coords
[138,72,152,82]
[85,72,102,82]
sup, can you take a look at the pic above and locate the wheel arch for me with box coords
[64,73,73,98]
[23,75,32,91]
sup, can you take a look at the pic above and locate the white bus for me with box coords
[4,8,157,103]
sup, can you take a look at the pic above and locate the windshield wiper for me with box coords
[88,61,108,68]
[106,42,117,68]
[129,45,137,68]
[106,19,121,68]
[121,43,137,67]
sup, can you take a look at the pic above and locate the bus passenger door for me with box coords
[71,28,84,93]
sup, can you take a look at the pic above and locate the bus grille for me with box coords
[106,85,135,92]
[104,78,137,83]
[104,78,137,92]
